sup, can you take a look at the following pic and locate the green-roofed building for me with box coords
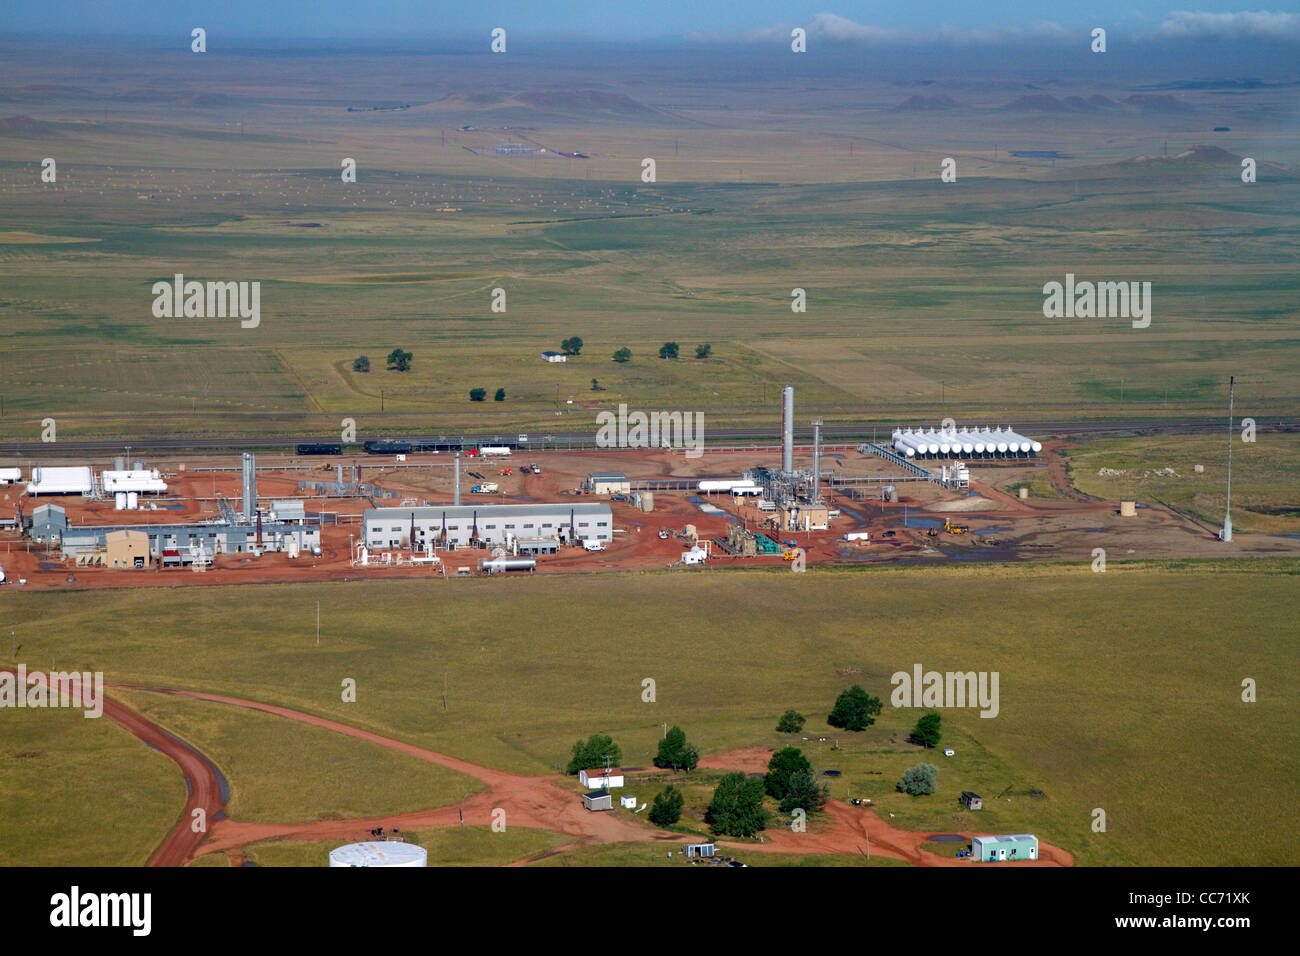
[972,834,1038,862]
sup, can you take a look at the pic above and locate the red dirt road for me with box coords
[44,680,1070,867]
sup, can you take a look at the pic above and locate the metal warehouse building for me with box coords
[363,503,613,550]
[59,521,320,561]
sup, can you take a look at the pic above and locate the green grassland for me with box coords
[4,561,1297,866]
[108,689,483,822]
[1067,433,1300,533]
[0,704,179,867]
[1,44,1298,439]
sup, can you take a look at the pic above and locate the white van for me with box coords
[583,539,607,552]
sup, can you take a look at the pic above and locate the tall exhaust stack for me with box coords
[454,452,461,506]
[1222,375,1234,542]
[241,452,257,522]
[781,386,794,473]
[812,419,822,503]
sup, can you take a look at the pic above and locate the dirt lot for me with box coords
[4,443,1297,592]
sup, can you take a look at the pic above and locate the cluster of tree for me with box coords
[827,685,883,732]
[654,342,711,359]
[764,747,828,815]
[352,355,370,373]
[469,388,506,402]
[653,726,700,772]
[897,762,939,796]
[648,785,684,826]
[565,734,621,775]
[705,772,769,838]
[775,709,805,733]
[386,348,412,372]
[908,711,942,749]
[561,336,583,356]
[612,347,631,363]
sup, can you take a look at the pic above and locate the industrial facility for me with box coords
[362,502,613,552]
[891,427,1042,459]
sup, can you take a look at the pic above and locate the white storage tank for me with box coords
[329,842,427,867]
[127,492,139,509]
[115,491,128,510]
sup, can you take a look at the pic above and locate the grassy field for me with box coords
[4,561,1297,866]
[1067,433,1300,533]
[0,704,179,867]
[2,43,1297,439]
[109,689,484,822]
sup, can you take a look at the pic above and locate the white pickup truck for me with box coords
[582,539,607,552]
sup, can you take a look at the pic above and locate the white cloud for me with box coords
[1156,10,1300,39]
[687,12,1072,46]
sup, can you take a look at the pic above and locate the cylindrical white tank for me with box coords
[115,492,128,510]
[329,842,427,867]
[896,430,928,458]
[891,430,916,458]
[781,386,794,473]
[127,491,139,509]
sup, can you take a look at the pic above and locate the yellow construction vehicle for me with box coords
[943,519,970,535]
[782,549,801,560]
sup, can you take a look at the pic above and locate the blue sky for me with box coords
[7,2,1300,41]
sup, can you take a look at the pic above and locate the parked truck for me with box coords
[583,539,607,552]
[470,482,498,494]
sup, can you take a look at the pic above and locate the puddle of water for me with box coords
[906,517,942,529]
[978,526,1012,534]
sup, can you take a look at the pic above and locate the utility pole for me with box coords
[315,601,320,646]
[1223,375,1234,542]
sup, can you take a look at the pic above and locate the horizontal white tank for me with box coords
[896,430,929,458]
[698,479,760,493]
[102,469,168,493]
[0,467,22,483]
[329,842,427,867]
[27,466,93,495]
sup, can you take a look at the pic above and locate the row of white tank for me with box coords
[892,427,1042,458]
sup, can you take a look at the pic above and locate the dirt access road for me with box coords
[40,682,1073,867]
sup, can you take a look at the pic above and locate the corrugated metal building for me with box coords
[59,521,319,560]
[30,504,68,542]
[972,834,1037,862]
[363,503,613,550]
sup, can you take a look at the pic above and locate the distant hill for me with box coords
[895,94,959,111]
[433,88,664,121]
[1122,94,1196,113]
[0,114,55,135]
[1003,94,1071,112]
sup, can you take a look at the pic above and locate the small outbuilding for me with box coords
[105,529,151,569]
[582,790,613,812]
[586,473,631,495]
[578,768,624,789]
[541,351,568,363]
[972,833,1037,862]
[960,791,983,811]
[684,843,715,859]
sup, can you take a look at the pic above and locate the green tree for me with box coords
[469,388,486,402]
[591,378,600,391]
[775,709,805,734]
[653,726,700,772]
[705,772,769,838]
[695,343,711,359]
[764,746,812,799]
[493,388,505,402]
[779,768,829,815]
[386,348,412,372]
[897,762,939,796]
[648,785,684,826]
[658,342,679,359]
[565,734,622,775]
[561,336,584,356]
[352,355,370,373]
[827,684,883,732]
[612,347,632,363]
[908,711,942,749]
